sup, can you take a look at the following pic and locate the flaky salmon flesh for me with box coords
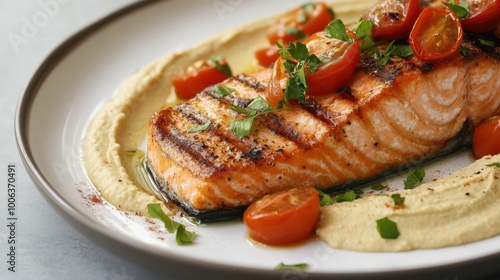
[147,37,500,222]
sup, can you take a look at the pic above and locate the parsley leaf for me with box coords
[443,1,469,19]
[210,56,232,77]
[459,45,470,57]
[228,116,257,138]
[479,38,495,48]
[371,183,387,191]
[391,193,405,206]
[487,162,500,168]
[355,19,374,39]
[404,167,425,189]
[317,189,333,206]
[228,96,277,137]
[378,41,414,66]
[355,19,377,51]
[176,225,197,245]
[212,85,234,97]
[275,262,309,270]
[325,19,353,43]
[302,3,315,14]
[376,217,400,239]
[285,27,306,40]
[335,189,358,203]
[187,120,211,133]
[148,204,196,245]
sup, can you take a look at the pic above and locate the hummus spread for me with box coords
[82,0,377,215]
[316,154,500,252]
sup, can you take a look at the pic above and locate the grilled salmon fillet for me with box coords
[147,38,500,222]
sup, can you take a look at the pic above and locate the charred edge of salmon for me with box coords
[146,123,473,223]
[145,160,246,222]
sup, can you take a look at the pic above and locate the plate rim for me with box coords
[13,1,500,279]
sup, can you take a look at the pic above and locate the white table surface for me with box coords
[1,1,500,280]
[1,1,170,279]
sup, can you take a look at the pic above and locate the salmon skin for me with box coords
[147,36,500,222]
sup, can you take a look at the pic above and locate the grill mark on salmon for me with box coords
[147,39,500,222]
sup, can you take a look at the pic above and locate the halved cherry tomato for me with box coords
[243,186,320,246]
[254,46,280,67]
[267,2,334,45]
[172,57,232,99]
[264,31,360,106]
[458,0,500,33]
[304,31,360,96]
[363,0,422,41]
[473,116,500,158]
[409,7,463,62]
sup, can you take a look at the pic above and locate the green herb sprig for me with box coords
[371,183,387,191]
[228,96,280,137]
[391,193,405,206]
[378,41,414,66]
[148,204,196,245]
[275,262,309,270]
[443,1,469,19]
[376,217,400,239]
[228,19,354,138]
[404,167,425,189]
[187,120,211,133]
[317,188,362,206]
[210,56,232,77]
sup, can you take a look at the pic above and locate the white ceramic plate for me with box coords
[15,1,500,279]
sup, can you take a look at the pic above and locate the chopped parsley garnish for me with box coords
[371,183,387,191]
[391,193,405,206]
[487,162,500,168]
[459,45,470,57]
[210,56,232,77]
[275,262,309,270]
[317,189,333,206]
[354,19,377,51]
[212,84,234,97]
[285,27,306,40]
[376,217,400,239]
[147,204,196,245]
[317,188,362,205]
[479,38,496,48]
[335,189,363,203]
[227,19,354,138]
[378,41,414,66]
[278,40,322,102]
[228,96,278,137]
[302,3,315,14]
[187,120,211,133]
[404,167,425,189]
[443,1,469,19]
[325,19,353,43]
